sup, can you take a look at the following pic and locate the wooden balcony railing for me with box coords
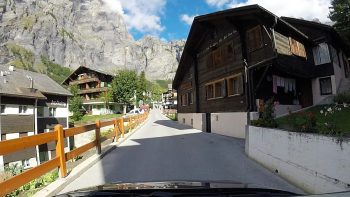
[69,77,100,85]
[0,112,149,196]
[78,87,109,94]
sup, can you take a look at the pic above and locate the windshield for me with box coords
[0,0,349,197]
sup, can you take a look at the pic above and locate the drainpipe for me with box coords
[0,95,3,171]
[271,16,278,55]
[34,98,40,165]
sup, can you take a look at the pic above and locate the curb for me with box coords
[34,116,150,197]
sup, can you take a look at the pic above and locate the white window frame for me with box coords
[206,79,226,100]
[313,43,331,65]
[227,73,244,97]
[319,77,333,96]
[19,105,28,114]
[49,107,56,117]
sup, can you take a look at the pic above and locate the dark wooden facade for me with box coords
[174,5,350,114]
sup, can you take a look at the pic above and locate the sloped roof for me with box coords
[281,17,350,55]
[0,65,72,98]
[62,65,115,85]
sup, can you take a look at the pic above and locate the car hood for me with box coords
[63,181,286,192]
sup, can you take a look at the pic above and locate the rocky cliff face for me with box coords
[0,0,185,80]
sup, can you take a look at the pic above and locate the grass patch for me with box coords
[71,114,122,125]
[276,105,350,136]
[166,114,177,121]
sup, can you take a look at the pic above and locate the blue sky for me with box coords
[105,0,332,41]
[131,1,218,40]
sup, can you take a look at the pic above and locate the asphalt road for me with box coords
[60,109,303,194]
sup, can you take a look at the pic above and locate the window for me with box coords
[181,94,188,106]
[313,43,331,65]
[188,92,193,104]
[1,104,5,114]
[289,38,306,58]
[37,107,44,117]
[212,48,223,66]
[319,77,332,95]
[206,80,226,100]
[19,105,27,114]
[49,107,56,117]
[206,84,214,99]
[227,74,243,96]
[246,25,263,52]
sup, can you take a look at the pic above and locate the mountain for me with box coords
[0,0,185,80]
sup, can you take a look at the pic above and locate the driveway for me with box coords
[60,109,303,194]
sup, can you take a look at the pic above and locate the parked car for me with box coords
[123,108,144,117]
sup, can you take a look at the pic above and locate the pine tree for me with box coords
[329,0,350,42]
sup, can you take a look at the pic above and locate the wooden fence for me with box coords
[0,113,148,196]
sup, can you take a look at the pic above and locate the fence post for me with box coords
[113,119,119,142]
[95,120,101,154]
[129,117,132,130]
[55,124,67,178]
[120,118,124,138]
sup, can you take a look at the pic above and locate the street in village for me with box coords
[60,109,303,194]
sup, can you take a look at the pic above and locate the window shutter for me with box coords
[222,80,227,97]
[238,75,244,94]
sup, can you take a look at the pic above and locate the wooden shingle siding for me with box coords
[1,115,34,133]
[275,32,292,55]
[3,147,36,164]
[37,117,67,131]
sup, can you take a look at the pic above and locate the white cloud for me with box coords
[104,0,124,14]
[104,0,166,35]
[205,0,332,23]
[180,14,198,25]
[205,0,231,8]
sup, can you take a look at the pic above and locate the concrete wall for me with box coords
[275,105,302,118]
[246,126,350,194]
[177,113,205,131]
[178,112,247,138]
[312,75,336,105]
[211,112,247,139]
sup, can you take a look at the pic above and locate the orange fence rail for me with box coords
[0,112,148,196]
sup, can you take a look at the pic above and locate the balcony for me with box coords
[82,98,104,104]
[78,87,109,94]
[69,77,100,85]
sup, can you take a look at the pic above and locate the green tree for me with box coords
[150,82,165,102]
[136,71,148,103]
[101,90,113,110]
[111,70,137,114]
[329,0,350,42]
[69,85,83,122]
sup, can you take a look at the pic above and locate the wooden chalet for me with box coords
[63,66,121,115]
[173,5,350,138]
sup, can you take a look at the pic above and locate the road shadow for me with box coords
[153,120,193,130]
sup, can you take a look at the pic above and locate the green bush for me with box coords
[251,98,277,128]
[334,92,350,104]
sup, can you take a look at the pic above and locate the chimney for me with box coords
[26,75,34,89]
